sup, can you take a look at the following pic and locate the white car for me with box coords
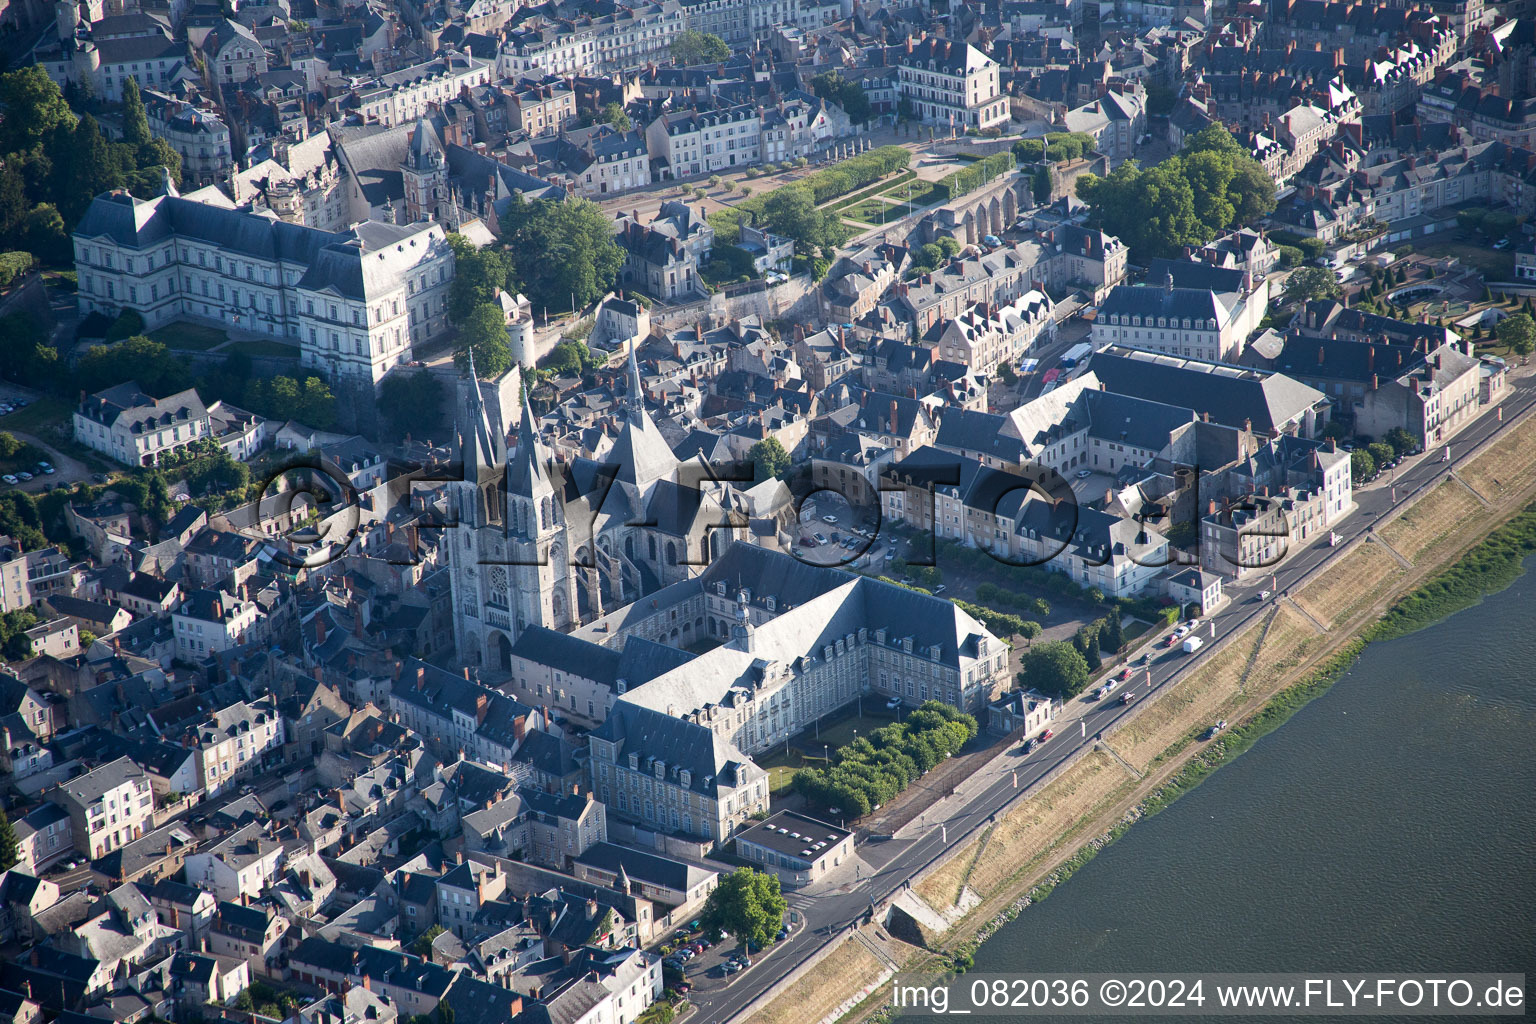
[1,475,16,485]
[821,514,838,524]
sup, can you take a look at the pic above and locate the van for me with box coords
[1182,635,1205,654]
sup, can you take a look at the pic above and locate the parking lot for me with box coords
[663,915,796,995]
[791,492,890,568]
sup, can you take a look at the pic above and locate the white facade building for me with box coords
[72,187,455,386]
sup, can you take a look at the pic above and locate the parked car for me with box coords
[932,584,946,595]
[16,472,31,481]
[886,697,902,710]
[1040,729,1054,742]
[1022,737,1038,754]
[821,514,838,524]
[1075,468,1092,479]
[813,532,828,544]
[798,536,818,548]
[1,475,16,485]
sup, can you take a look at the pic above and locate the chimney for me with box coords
[1208,498,1217,515]
[316,617,327,644]
[1372,373,1379,390]
[889,400,899,430]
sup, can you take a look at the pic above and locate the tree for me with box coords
[748,437,790,481]
[1101,611,1124,653]
[74,335,191,396]
[1284,265,1343,307]
[1351,449,1376,483]
[20,204,69,265]
[598,101,631,131]
[411,925,446,957]
[0,66,77,156]
[1366,441,1395,469]
[446,233,517,324]
[1384,427,1417,457]
[1018,641,1091,697]
[670,30,729,65]
[0,164,27,238]
[1074,125,1273,261]
[760,183,848,256]
[1496,312,1536,359]
[456,303,512,377]
[120,77,152,150]
[498,196,625,312]
[380,369,446,439]
[0,805,17,872]
[809,70,871,124]
[700,868,789,951]
[1032,165,1051,205]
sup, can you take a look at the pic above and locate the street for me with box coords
[696,372,1536,1024]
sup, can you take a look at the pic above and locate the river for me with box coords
[964,555,1536,1016]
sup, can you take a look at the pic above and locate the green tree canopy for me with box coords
[1497,312,1536,357]
[0,66,78,156]
[670,30,729,65]
[1018,641,1091,697]
[1283,265,1343,307]
[74,336,191,396]
[700,867,789,951]
[759,183,848,256]
[120,77,152,149]
[1351,449,1376,482]
[498,196,625,313]
[456,303,512,377]
[598,101,631,131]
[446,233,517,324]
[809,70,871,124]
[1074,125,1274,262]
[748,437,790,481]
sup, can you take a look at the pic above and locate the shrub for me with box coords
[0,251,35,287]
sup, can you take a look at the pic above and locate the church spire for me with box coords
[460,348,504,477]
[507,380,552,503]
[625,340,644,422]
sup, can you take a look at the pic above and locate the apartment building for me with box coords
[185,696,285,797]
[172,588,261,659]
[645,104,761,178]
[48,757,155,859]
[922,290,1054,370]
[353,51,493,127]
[73,189,455,386]
[891,36,1009,131]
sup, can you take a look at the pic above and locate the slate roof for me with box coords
[1088,347,1325,434]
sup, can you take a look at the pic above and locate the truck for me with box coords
[1059,342,1094,368]
[1182,635,1205,654]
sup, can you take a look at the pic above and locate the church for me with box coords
[448,346,784,669]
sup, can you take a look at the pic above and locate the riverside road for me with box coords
[692,373,1536,1024]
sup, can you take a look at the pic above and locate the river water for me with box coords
[965,556,1536,1017]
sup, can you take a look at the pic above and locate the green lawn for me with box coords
[225,339,301,358]
[0,396,72,435]
[757,706,900,795]
[149,322,229,351]
[1410,239,1516,280]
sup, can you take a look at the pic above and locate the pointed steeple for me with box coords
[507,380,553,502]
[460,348,504,476]
[625,339,645,422]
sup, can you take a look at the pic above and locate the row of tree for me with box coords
[1075,125,1276,263]
[792,702,979,818]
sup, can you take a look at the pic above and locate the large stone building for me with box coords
[890,36,1009,131]
[581,544,1012,841]
[72,185,455,386]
